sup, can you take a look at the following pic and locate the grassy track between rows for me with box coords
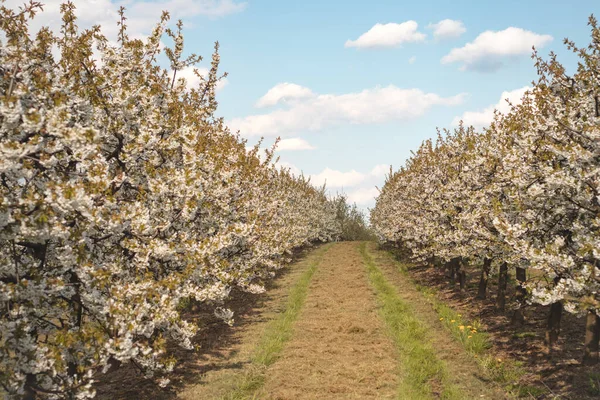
[360,242,463,400]
[377,249,543,398]
[222,244,332,399]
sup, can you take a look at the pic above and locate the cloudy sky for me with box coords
[8,0,598,209]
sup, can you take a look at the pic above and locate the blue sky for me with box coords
[13,0,600,209]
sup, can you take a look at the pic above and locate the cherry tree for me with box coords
[372,16,600,363]
[0,2,340,398]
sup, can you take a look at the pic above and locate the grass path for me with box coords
[179,242,507,399]
[364,242,508,399]
[256,241,399,399]
[178,244,331,399]
[360,242,462,399]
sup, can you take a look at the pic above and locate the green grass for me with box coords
[223,244,331,400]
[515,384,548,398]
[379,249,543,397]
[512,332,537,339]
[588,372,600,396]
[415,284,526,389]
[416,284,492,356]
[360,243,462,400]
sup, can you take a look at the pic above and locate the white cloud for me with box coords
[256,83,314,108]
[309,164,391,191]
[428,19,466,40]
[299,164,391,208]
[347,187,380,205]
[228,85,466,137]
[310,168,366,189]
[345,21,426,49]
[409,56,417,64]
[370,164,391,178]
[3,0,246,40]
[442,27,552,71]
[452,86,532,128]
[276,138,315,151]
[175,66,229,91]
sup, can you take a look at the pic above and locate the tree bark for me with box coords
[545,301,563,353]
[477,258,491,299]
[23,374,36,400]
[583,311,600,365]
[458,258,467,293]
[448,258,458,286]
[496,262,508,311]
[511,266,527,326]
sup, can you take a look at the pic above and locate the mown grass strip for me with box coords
[359,243,462,400]
[378,249,545,398]
[222,244,331,400]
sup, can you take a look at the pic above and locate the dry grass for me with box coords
[222,244,331,399]
[256,242,399,399]
[360,242,463,399]
[366,243,509,399]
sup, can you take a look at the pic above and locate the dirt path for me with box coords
[175,242,507,399]
[256,241,399,399]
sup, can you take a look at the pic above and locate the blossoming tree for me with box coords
[372,16,600,364]
[0,2,340,398]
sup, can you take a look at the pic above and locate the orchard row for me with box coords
[0,3,344,398]
[372,17,600,365]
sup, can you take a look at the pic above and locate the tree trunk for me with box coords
[477,258,491,299]
[511,267,527,326]
[583,311,600,365]
[458,258,467,293]
[448,258,458,286]
[545,301,563,353]
[23,374,36,400]
[496,262,508,311]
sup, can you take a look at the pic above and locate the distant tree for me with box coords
[332,193,375,241]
